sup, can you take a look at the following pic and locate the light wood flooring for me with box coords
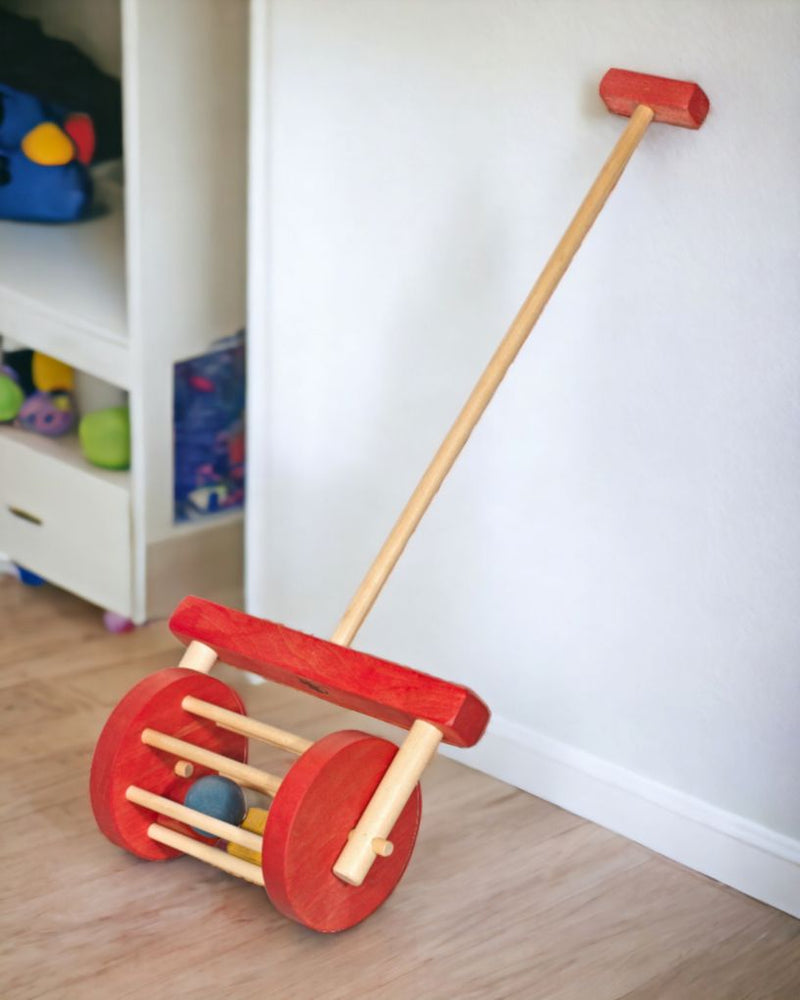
[0,579,797,999]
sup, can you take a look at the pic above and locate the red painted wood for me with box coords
[262,730,421,932]
[63,112,96,164]
[169,597,490,748]
[90,668,248,859]
[600,69,710,129]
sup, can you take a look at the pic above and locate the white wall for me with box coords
[247,0,800,914]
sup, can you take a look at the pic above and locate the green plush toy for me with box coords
[0,371,25,422]
[79,406,130,469]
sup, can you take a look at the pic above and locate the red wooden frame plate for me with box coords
[90,668,248,859]
[170,597,490,748]
[262,730,421,932]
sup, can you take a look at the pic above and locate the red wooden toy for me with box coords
[90,69,709,932]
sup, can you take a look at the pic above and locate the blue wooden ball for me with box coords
[183,775,246,837]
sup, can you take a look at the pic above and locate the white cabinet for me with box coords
[0,427,132,613]
[0,0,247,623]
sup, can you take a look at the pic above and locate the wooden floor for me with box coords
[0,579,797,999]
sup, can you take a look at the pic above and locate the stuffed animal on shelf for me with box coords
[0,366,24,422]
[78,405,130,470]
[5,351,77,436]
[32,352,74,392]
[16,389,75,436]
[0,82,94,222]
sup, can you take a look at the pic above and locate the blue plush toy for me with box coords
[183,775,246,838]
[0,84,54,147]
[0,82,94,222]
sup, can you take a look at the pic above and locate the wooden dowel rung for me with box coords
[146,823,265,886]
[181,696,313,755]
[140,728,282,796]
[126,785,263,853]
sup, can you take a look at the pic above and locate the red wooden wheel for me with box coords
[90,668,248,860]
[262,730,422,933]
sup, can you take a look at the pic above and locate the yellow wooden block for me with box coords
[225,807,268,866]
[241,807,269,835]
[21,122,74,167]
[32,353,74,392]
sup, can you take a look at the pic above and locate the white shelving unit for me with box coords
[0,176,129,386]
[0,0,247,623]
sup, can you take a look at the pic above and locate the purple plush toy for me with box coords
[16,389,75,436]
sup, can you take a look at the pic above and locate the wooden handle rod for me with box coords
[147,822,265,886]
[331,103,655,649]
[140,728,283,797]
[181,696,313,755]
[331,104,656,886]
[126,785,263,853]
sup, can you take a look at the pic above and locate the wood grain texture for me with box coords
[169,595,490,747]
[89,668,248,859]
[600,68,710,129]
[262,730,421,932]
[2,581,798,999]
[332,719,438,888]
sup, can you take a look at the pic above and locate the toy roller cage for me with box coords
[90,597,486,932]
[90,69,709,933]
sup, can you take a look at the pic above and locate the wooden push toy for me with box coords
[90,69,710,932]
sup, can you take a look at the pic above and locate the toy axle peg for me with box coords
[181,696,313,755]
[333,719,442,886]
[126,785,263,853]
[371,838,394,858]
[346,831,394,856]
[140,728,283,797]
[179,640,218,674]
[147,823,265,886]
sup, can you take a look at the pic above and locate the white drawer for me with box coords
[0,428,132,615]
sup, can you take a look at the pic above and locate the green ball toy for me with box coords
[78,406,130,470]
[0,372,24,422]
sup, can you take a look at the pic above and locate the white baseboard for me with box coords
[444,714,800,919]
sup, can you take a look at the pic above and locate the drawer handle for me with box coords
[7,505,43,526]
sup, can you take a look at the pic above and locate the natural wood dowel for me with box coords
[126,785,263,853]
[173,761,194,778]
[181,696,313,755]
[333,719,443,886]
[147,822,265,886]
[140,728,283,796]
[179,640,218,674]
[331,104,655,649]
